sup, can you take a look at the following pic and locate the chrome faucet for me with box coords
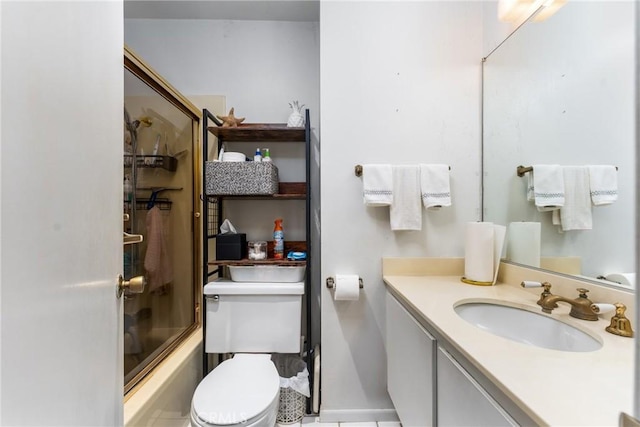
[539,288,599,321]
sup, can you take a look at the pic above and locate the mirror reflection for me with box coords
[483,2,636,288]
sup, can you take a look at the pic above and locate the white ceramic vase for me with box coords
[287,101,305,127]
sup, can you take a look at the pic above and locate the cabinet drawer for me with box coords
[386,293,436,427]
[437,347,517,427]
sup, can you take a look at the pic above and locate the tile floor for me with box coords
[172,412,402,426]
[277,418,401,427]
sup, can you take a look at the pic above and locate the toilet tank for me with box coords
[204,279,304,354]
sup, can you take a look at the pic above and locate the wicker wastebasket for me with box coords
[277,387,307,424]
[271,354,309,424]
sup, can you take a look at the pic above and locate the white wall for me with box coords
[125,18,319,241]
[320,1,483,422]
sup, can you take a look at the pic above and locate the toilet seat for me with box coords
[191,354,280,427]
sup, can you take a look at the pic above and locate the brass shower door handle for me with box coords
[117,274,146,298]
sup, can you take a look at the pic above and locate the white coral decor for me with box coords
[287,101,305,127]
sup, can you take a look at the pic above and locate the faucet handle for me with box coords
[590,303,616,315]
[521,280,539,288]
[520,281,553,306]
[576,288,591,299]
[605,303,634,338]
[521,281,550,290]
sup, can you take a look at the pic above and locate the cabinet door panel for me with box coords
[437,347,517,427]
[386,293,436,426]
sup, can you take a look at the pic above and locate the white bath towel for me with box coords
[419,164,451,209]
[559,166,592,231]
[531,165,565,209]
[362,164,393,206]
[588,165,618,206]
[390,165,422,231]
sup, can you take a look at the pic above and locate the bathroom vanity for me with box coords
[383,258,634,426]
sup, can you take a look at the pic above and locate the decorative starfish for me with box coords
[216,107,245,128]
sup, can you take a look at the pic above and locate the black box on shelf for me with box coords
[216,233,247,260]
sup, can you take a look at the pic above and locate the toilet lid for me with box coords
[192,354,279,426]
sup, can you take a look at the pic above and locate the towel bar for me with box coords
[354,164,450,177]
[517,165,618,177]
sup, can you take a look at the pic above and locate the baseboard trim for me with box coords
[319,408,399,423]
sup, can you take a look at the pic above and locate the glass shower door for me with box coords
[123,47,201,394]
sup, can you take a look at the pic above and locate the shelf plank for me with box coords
[208,259,307,267]
[209,194,305,200]
[208,241,306,264]
[208,124,305,142]
[207,182,306,200]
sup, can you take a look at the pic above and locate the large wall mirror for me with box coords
[483,2,636,288]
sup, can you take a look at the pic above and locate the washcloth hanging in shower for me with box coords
[144,204,173,293]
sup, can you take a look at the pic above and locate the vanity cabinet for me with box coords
[437,347,517,427]
[385,293,436,426]
[385,291,518,427]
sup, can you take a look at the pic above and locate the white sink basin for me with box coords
[454,301,602,352]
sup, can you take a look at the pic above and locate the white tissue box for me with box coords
[205,162,279,195]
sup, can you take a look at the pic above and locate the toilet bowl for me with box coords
[190,354,280,427]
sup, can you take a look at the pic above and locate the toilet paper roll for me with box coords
[464,222,495,283]
[604,273,636,289]
[334,274,360,301]
[506,222,541,268]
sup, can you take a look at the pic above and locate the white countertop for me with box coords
[383,274,634,427]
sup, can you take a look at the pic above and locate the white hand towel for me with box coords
[560,166,592,231]
[390,165,422,231]
[532,165,565,209]
[526,173,535,202]
[419,164,451,209]
[588,165,618,205]
[362,164,393,206]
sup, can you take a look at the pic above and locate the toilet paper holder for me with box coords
[326,276,364,289]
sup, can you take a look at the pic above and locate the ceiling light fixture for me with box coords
[498,0,567,23]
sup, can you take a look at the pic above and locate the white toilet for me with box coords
[190,279,305,427]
